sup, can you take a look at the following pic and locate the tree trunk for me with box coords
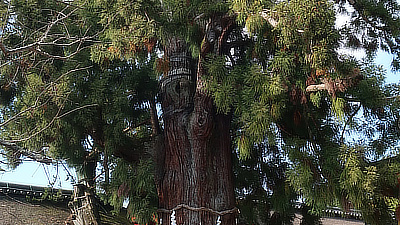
[69,184,100,225]
[69,159,100,225]
[157,31,236,224]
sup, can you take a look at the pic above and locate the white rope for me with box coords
[216,215,221,225]
[171,210,176,225]
[158,204,239,224]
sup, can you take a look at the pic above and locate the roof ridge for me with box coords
[0,181,73,199]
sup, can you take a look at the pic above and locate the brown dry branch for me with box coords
[0,65,93,130]
[0,139,53,164]
[306,75,361,97]
[4,103,98,143]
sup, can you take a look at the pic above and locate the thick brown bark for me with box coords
[157,36,236,224]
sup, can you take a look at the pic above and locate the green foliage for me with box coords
[348,62,386,110]
[286,140,340,214]
[0,1,158,222]
[245,14,265,36]
[235,144,297,224]
[274,0,338,70]
[90,0,159,62]
[1,0,400,224]
[340,146,377,207]
[230,0,272,26]
[25,188,70,204]
[234,64,287,159]
[339,145,398,224]
[230,2,400,222]
[331,97,345,121]
[204,54,239,114]
[309,92,321,108]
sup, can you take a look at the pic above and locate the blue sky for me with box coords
[0,159,76,189]
[376,50,399,84]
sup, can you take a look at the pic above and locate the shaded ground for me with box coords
[0,195,70,225]
[321,217,364,225]
[294,214,364,225]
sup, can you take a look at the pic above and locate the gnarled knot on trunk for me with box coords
[160,74,194,116]
[192,108,213,138]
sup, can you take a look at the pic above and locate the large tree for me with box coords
[1,0,400,225]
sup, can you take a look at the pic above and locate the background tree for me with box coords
[0,1,158,224]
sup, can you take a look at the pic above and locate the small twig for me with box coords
[92,169,105,182]
[5,97,65,143]
[61,161,76,184]
[57,103,99,119]
[123,119,151,133]
[0,140,54,164]
[4,102,97,143]
[340,103,362,144]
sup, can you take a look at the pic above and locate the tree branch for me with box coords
[340,103,361,144]
[260,9,278,28]
[57,103,99,119]
[122,119,151,133]
[5,103,98,143]
[0,65,92,129]
[0,140,53,164]
[306,83,329,92]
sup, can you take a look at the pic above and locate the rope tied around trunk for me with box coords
[158,204,238,225]
[157,203,240,216]
[216,215,221,225]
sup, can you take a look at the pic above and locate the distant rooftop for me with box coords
[0,182,72,225]
[0,181,72,200]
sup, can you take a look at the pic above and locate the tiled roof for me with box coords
[0,182,73,199]
[0,182,72,225]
